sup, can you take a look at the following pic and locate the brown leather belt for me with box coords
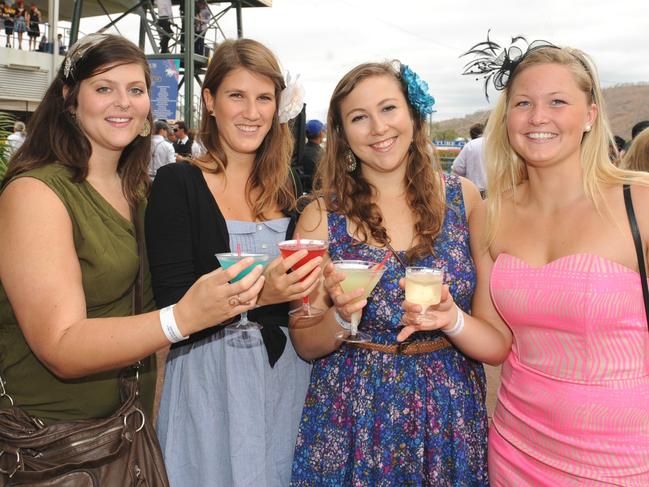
[349,336,452,355]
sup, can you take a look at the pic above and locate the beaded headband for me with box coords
[63,33,111,81]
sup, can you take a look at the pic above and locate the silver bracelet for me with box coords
[160,304,189,343]
[442,305,465,337]
[334,310,351,331]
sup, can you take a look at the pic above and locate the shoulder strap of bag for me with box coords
[131,203,145,315]
[128,203,145,395]
[623,184,649,330]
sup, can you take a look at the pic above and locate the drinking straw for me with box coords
[296,233,301,249]
[372,251,390,274]
[236,243,241,257]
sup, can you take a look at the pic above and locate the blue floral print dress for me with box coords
[290,174,488,486]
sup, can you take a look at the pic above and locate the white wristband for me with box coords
[160,305,189,343]
[334,310,351,331]
[442,306,465,337]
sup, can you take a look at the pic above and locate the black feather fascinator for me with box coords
[461,31,556,101]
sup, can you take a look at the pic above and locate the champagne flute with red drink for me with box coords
[277,238,328,319]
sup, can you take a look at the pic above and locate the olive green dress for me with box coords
[0,164,156,423]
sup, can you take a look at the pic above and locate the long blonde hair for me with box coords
[621,128,649,172]
[484,46,649,241]
[196,38,295,218]
[313,62,445,262]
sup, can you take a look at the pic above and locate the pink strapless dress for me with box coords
[489,253,649,486]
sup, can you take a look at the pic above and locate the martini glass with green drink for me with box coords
[332,259,386,343]
[215,250,270,340]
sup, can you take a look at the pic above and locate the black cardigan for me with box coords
[144,162,300,366]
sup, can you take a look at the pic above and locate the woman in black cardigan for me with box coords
[145,39,320,486]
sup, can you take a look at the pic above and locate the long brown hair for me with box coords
[314,62,445,261]
[196,38,295,218]
[2,34,152,205]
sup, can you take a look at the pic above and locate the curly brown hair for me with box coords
[313,61,445,262]
[196,38,296,219]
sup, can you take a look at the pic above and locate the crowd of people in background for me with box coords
[1,1,67,53]
[154,0,213,55]
[2,1,36,50]
[2,26,649,487]
[147,118,203,177]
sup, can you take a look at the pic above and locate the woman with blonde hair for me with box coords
[461,35,649,484]
[621,126,649,172]
[146,38,319,486]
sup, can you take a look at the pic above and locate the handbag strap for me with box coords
[127,203,146,395]
[623,184,649,330]
[131,203,145,316]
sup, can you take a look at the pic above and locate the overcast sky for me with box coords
[82,0,649,122]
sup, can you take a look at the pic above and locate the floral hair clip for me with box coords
[277,71,305,124]
[63,33,111,81]
[400,64,435,118]
[461,31,556,101]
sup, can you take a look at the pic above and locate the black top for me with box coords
[145,162,300,366]
[173,137,193,157]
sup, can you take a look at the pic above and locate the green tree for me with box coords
[429,124,459,141]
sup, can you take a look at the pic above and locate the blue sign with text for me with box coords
[148,59,179,121]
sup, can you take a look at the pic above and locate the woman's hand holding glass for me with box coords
[173,257,266,336]
[398,281,459,342]
[257,249,323,307]
[322,262,368,324]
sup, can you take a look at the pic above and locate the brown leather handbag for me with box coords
[0,206,170,486]
[0,368,169,486]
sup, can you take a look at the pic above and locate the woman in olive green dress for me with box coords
[0,33,265,424]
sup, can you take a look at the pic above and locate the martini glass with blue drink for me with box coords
[215,251,270,345]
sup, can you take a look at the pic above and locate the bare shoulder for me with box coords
[296,197,329,240]
[628,182,649,204]
[0,176,72,263]
[458,176,481,217]
[0,176,69,225]
[626,182,649,234]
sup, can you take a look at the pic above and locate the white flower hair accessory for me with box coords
[277,72,305,123]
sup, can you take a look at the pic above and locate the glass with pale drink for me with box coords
[332,259,386,343]
[404,267,444,323]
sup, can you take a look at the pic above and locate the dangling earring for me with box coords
[584,125,592,133]
[139,120,151,137]
[344,149,357,173]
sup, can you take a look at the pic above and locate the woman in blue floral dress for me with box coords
[289,61,509,485]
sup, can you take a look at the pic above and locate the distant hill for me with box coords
[432,83,649,142]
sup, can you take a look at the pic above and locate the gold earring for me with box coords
[139,120,151,137]
[344,149,357,172]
